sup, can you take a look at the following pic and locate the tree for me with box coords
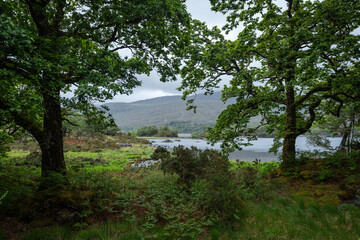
[0,0,191,177]
[157,126,178,137]
[136,125,178,137]
[62,108,120,138]
[180,0,360,170]
[136,126,159,137]
[0,110,24,157]
[309,103,360,151]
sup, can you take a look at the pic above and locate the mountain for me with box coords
[106,92,235,131]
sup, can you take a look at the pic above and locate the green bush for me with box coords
[136,126,158,137]
[199,150,246,221]
[160,146,205,188]
[157,126,178,137]
[150,146,170,160]
[136,126,178,137]
[160,146,233,189]
[0,165,38,216]
[160,145,246,222]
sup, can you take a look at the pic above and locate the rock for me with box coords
[118,143,132,147]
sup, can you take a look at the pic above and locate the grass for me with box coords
[64,144,154,172]
[1,137,360,240]
[18,196,360,240]
[234,201,360,240]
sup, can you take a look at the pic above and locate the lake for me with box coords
[148,136,342,162]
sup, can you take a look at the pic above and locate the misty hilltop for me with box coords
[105,92,235,132]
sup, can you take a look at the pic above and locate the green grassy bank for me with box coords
[0,137,359,240]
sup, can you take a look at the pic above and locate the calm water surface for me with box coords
[148,136,342,162]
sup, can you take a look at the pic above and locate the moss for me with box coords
[289,180,342,205]
[299,170,317,180]
[26,188,95,226]
[338,181,359,200]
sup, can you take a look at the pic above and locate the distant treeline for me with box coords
[167,121,214,134]
[134,126,178,137]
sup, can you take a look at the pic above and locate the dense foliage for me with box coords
[310,103,360,151]
[1,0,360,238]
[136,125,178,137]
[180,0,360,170]
[150,146,171,160]
[167,121,214,134]
[0,0,191,177]
[62,111,120,138]
[159,146,245,221]
[1,140,360,239]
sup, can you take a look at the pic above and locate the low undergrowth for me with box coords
[0,144,360,239]
[9,134,149,153]
[282,151,360,206]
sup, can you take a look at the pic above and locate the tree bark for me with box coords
[40,89,66,177]
[282,86,297,169]
[282,134,297,168]
[339,130,349,151]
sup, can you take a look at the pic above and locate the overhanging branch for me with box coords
[0,96,44,143]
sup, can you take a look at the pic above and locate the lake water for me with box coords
[148,136,342,162]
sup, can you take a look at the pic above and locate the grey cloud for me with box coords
[186,0,228,27]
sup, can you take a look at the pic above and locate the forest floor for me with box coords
[0,135,359,240]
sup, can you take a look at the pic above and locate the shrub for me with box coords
[160,146,205,188]
[160,146,233,189]
[136,126,158,137]
[160,145,246,222]
[157,126,178,137]
[150,146,170,160]
[199,150,246,221]
[136,125,178,137]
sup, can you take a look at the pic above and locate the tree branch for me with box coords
[298,99,322,135]
[294,86,331,107]
[0,96,44,143]
[62,117,79,127]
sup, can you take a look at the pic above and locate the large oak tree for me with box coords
[0,0,191,177]
[180,0,360,170]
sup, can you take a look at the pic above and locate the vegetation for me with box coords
[135,126,178,137]
[191,131,207,139]
[1,0,360,239]
[1,139,360,239]
[0,0,191,178]
[168,121,214,134]
[308,104,360,151]
[180,0,360,170]
[150,146,171,161]
[62,111,121,138]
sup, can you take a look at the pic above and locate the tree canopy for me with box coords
[0,0,191,177]
[180,0,360,169]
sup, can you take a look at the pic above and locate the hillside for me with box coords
[106,92,235,131]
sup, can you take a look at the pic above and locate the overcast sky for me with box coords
[109,0,230,103]
[90,0,358,103]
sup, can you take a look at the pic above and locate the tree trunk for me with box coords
[282,134,297,168]
[40,90,66,177]
[339,130,349,151]
[282,86,297,170]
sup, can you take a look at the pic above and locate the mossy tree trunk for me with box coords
[40,89,66,177]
